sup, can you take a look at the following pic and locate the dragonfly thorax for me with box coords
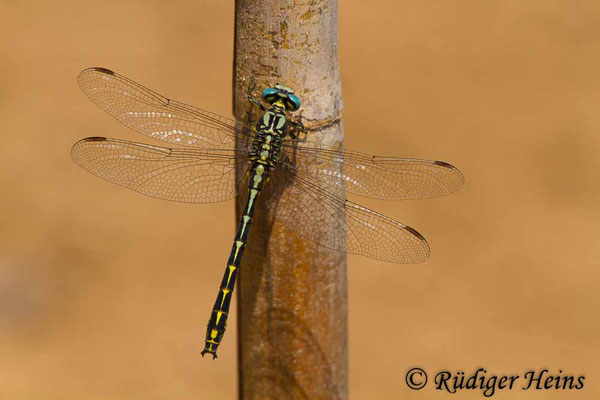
[250,104,291,166]
[256,107,287,134]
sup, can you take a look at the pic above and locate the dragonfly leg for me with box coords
[245,79,265,125]
[248,94,266,111]
[289,118,308,141]
[246,90,265,128]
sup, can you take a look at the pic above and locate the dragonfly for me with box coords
[71,67,464,359]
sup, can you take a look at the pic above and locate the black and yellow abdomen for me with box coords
[201,105,287,359]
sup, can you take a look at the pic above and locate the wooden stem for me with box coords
[233,1,347,399]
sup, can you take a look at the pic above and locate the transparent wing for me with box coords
[267,165,430,263]
[77,67,255,148]
[71,137,250,203]
[281,141,464,200]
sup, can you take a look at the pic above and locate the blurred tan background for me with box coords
[1,1,599,399]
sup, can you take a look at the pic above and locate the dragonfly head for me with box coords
[261,84,301,112]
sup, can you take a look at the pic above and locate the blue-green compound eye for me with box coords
[287,94,301,111]
[261,88,278,101]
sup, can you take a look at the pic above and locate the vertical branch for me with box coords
[233,1,347,399]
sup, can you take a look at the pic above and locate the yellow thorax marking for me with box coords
[275,114,286,129]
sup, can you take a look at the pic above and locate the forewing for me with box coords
[282,141,464,200]
[77,67,255,148]
[267,167,430,263]
[71,137,249,203]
